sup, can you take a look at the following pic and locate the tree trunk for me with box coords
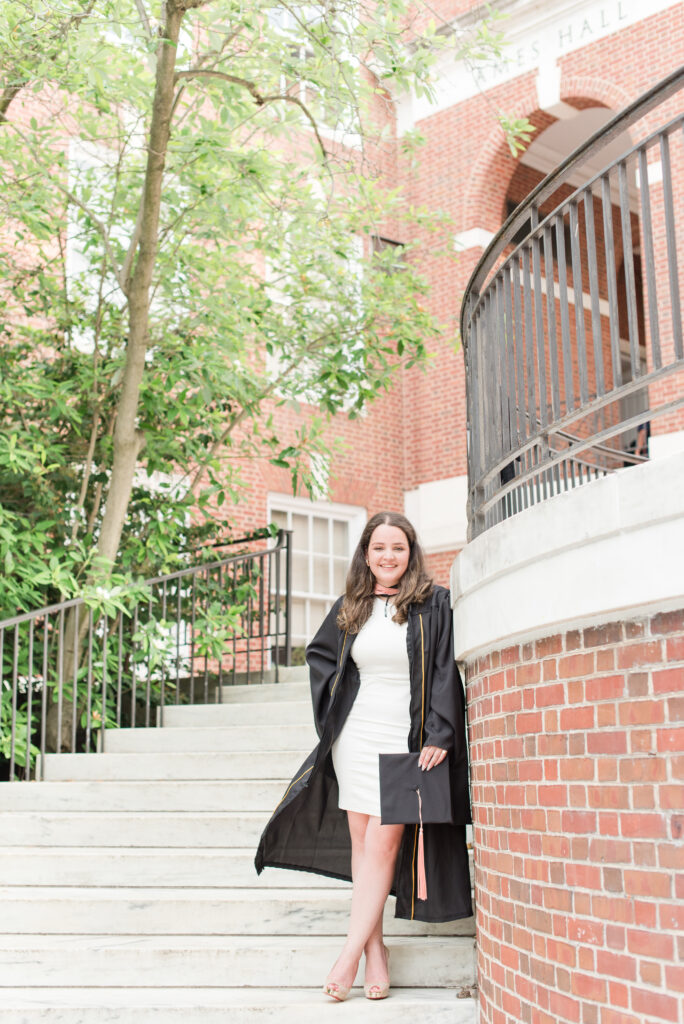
[46,3,185,752]
[96,1,184,570]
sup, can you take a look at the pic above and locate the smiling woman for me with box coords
[255,511,472,1002]
[366,522,410,590]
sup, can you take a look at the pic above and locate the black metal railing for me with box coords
[0,529,292,781]
[462,67,684,538]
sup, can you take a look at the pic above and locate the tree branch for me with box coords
[60,183,126,292]
[0,1,98,124]
[174,69,329,159]
[133,0,153,39]
[0,84,24,124]
[85,414,116,538]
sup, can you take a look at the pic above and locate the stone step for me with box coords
[104,723,317,753]
[0,811,271,847]
[41,750,308,781]
[220,679,310,703]
[0,847,350,889]
[0,934,475,988]
[159,700,313,728]
[0,780,286,812]
[0,987,477,1023]
[0,845,474,892]
[0,887,475,937]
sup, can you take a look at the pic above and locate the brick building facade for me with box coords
[265,6,684,1021]
[4,4,683,1020]
[226,0,684,654]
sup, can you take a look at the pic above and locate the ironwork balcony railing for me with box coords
[1,529,292,781]
[462,68,684,538]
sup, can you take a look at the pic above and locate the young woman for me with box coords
[255,511,471,1000]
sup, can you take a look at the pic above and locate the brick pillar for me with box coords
[467,611,684,1024]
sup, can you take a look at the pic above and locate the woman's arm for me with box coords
[421,589,466,759]
[305,597,343,738]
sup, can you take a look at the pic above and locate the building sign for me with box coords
[397,0,681,129]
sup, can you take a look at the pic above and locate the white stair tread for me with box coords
[0,933,475,988]
[0,810,272,847]
[0,780,287,811]
[0,886,474,937]
[104,724,316,752]
[41,750,308,780]
[0,933,465,952]
[0,987,477,1015]
[0,811,271,820]
[160,701,313,726]
[0,847,350,888]
[0,885,468,905]
[220,682,309,702]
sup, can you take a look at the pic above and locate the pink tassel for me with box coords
[417,789,427,901]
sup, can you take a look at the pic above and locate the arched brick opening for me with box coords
[464,74,634,237]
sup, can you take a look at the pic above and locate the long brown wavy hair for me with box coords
[336,511,433,632]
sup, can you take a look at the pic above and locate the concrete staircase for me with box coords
[0,669,477,1022]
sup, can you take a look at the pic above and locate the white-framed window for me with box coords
[266,4,361,148]
[268,493,365,646]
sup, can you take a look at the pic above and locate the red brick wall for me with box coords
[467,609,684,1024]
[425,548,460,587]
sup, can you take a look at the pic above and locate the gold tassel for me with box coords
[417,788,427,901]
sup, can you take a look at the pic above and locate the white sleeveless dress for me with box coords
[331,596,411,817]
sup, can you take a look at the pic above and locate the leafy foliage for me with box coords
[0,1,519,765]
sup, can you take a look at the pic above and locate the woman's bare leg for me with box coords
[324,812,404,992]
[347,814,388,987]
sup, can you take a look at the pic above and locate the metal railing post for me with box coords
[285,529,293,670]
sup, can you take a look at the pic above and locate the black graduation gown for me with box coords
[255,584,472,923]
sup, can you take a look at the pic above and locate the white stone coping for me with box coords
[451,452,684,661]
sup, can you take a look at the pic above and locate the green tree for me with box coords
[0,1,517,752]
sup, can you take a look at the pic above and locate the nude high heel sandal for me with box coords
[364,946,390,1000]
[323,981,351,1002]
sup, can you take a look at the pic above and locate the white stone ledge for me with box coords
[405,475,469,554]
[451,452,684,661]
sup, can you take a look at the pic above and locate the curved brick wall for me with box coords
[467,608,684,1024]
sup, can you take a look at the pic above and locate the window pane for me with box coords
[333,559,347,593]
[313,516,329,554]
[309,601,327,630]
[292,514,309,549]
[276,555,286,595]
[333,520,348,556]
[271,509,287,528]
[292,599,306,639]
[313,555,329,593]
[292,553,309,591]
